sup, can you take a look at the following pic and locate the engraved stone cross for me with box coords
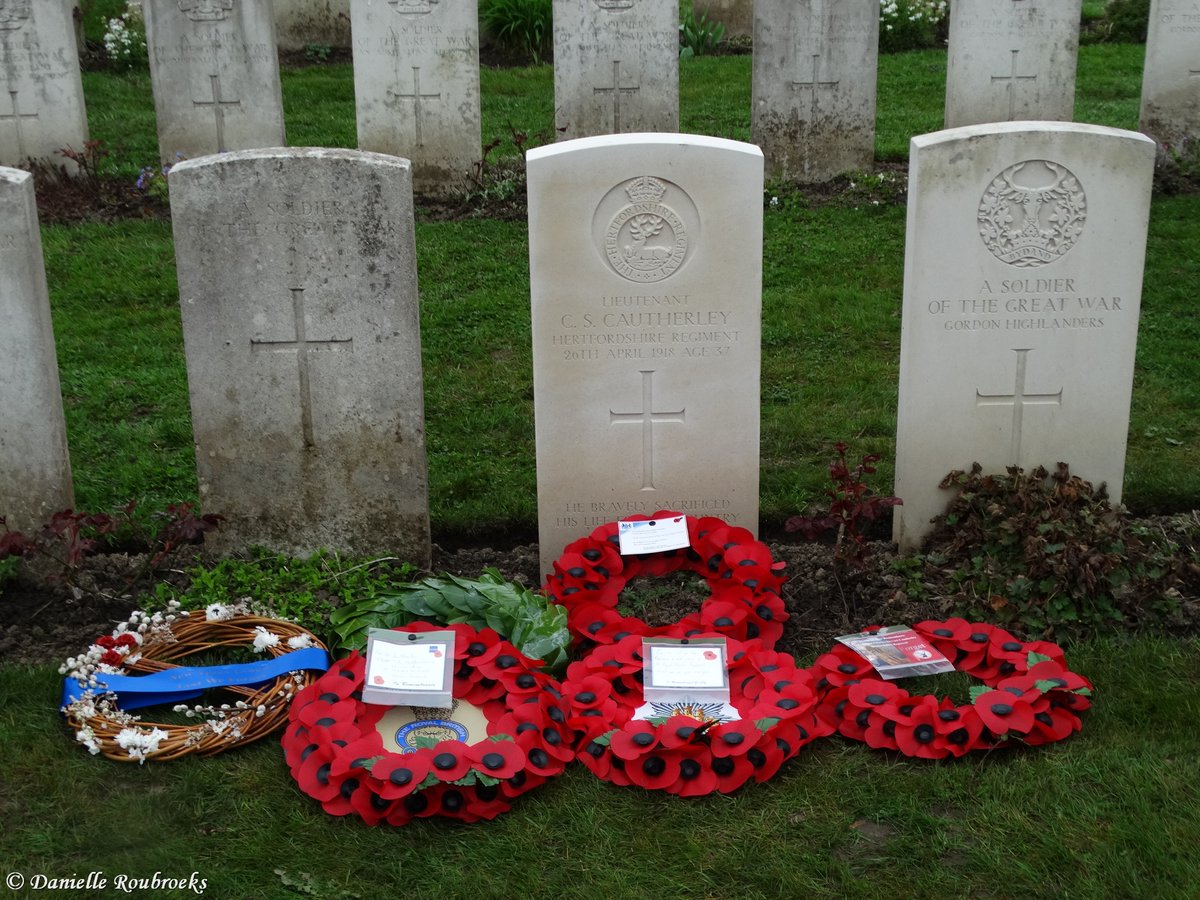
[609,370,685,491]
[593,60,640,133]
[193,74,241,152]
[387,67,442,148]
[975,348,1063,463]
[790,54,839,122]
[250,287,353,449]
[991,49,1038,120]
[0,90,38,160]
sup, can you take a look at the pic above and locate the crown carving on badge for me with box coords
[625,176,667,204]
[178,0,234,22]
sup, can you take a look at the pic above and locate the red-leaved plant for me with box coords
[785,442,902,567]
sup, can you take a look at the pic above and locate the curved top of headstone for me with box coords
[169,147,414,178]
[527,132,764,164]
[913,120,1156,151]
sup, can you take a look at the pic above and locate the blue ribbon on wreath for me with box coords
[60,647,332,711]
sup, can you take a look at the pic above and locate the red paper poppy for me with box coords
[672,744,719,797]
[710,750,756,793]
[973,690,1036,735]
[609,721,660,761]
[709,719,761,758]
[626,751,680,790]
[465,738,526,780]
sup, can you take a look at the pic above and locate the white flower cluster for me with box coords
[879,0,948,32]
[115,726,169,764]
[102,2,147,71]
[204,598,255,622]
[252,625,281,653]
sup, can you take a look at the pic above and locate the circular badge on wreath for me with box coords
[811,618,1093,759]
[565,634,832,796]
[544,512,789,650]
[282,622,575,825]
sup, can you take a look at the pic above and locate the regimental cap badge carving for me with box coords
[0,0,32,31]
[178,0,235,22]
[978,159,1087,269]
[389,0,441,14]
[604,175,690,283]
[594,0,636,9]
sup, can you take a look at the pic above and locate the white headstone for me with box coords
[275,0,351,51]
[143,0,286,164]
[752,0,880,183]
[351,0,481,196]
[0,167,73,531]
[0,2,88,169]
[944,0,1082,129]
[528,134,763,574]
[169,148,431,562]
[552,0,679,141]
[1139,0,1200,147]
[893,122,1156,552]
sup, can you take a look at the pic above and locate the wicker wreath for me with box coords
[61,605,327,763]
[811,618,1093,758]
[544,513,789,650]
[565,633,832,796]
[282,622,575,825]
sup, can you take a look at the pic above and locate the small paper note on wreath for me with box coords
[634,637,739,722]
[617,515,690,555]
[363,628,455,707]
[835,626,954,680]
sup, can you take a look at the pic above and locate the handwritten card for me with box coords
[645,643,727,690]
[363,629,455,707]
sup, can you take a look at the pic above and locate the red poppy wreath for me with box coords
[564,634,832,796]
[544,512,789,650]
[811,618,1093,759]
[282,622,575,825]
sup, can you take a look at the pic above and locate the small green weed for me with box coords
[480,0,552,65]
[679,9,725,59]
[303,42,333,63]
